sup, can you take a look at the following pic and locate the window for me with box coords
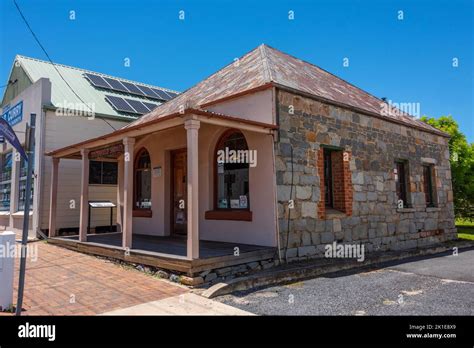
[395,160,410,208]
[324,149,333,208]
[0,152,12,211]
[89,161,118,185]
[215,130,250,210]
[18,143,34,211]
[423,165,436,207]
[134,148,151,211]
[318,147,352,218]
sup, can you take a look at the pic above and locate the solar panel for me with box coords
[136,85,160,99]
[120,81,146,96]
[151,88,170,101]
[84,73,112,89]
[103,77,129,93]
[164,91,178,99]
[125,99,150,114]
[142,102,159,112]
[105,95,137,113]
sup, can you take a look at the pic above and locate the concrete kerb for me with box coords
[200,240,474,299]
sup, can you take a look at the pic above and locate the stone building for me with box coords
[276,89,455,260]
[45,44,455,281]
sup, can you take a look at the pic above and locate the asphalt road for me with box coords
[217,248,474,315]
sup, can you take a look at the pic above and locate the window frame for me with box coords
[318,145,353,218]
[323,148,334,208]
[213,129,251,211]
[133,147,152,217]
[0,151,12,211]
[395,159,411,208]
[423,164,436,208]
[18,143,34,212]
[89,160,118,185]
[205,129,252,221]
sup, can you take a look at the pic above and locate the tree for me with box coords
[421,115,474,220]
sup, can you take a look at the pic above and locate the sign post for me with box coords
[15,113,35,316]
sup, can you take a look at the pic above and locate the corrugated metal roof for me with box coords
[127,44,446,136]
[15,55,178,120]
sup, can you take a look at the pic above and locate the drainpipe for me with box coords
[272,86,283,263]
[272,86,282,263]
[284,146,294,263]
[272,87,294,263]
[271,131,282,264]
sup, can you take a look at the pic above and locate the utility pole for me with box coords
[15,113,35,316]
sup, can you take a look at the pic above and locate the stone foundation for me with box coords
[101,256,280,287]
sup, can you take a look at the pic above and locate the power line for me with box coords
[12,0,117,131]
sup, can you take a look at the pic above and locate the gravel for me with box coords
[217,248,474,315]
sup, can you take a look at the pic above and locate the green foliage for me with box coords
[456,218,474,240]
[421,115,474,219]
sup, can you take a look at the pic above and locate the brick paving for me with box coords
[6,241,188,315]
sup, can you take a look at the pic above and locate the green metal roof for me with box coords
[10,55,179,121]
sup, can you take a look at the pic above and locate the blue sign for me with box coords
[0,117,27,161]
[2,101,23,127]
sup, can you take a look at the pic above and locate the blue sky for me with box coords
[1,0,473,141]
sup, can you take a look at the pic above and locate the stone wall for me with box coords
[275,90,456,261]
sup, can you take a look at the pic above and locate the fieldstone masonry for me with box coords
[275,90,456,261]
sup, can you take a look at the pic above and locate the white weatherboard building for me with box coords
[0,55,178,238]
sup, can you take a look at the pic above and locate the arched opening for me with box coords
[134,148,152,216]
[214,129,250,211]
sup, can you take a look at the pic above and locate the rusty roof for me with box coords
[125,44,447,137]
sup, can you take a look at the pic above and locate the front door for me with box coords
[171,149,187,235]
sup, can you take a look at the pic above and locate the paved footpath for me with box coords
[8,242,189,315]
[4,241,250,315]
[103,293,253,315]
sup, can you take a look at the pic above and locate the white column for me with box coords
[48,158,60,237]
[185,119,200,259]
[79,149,90,242]
[122,137,135,249]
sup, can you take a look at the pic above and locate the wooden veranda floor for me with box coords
[48,232,276,276]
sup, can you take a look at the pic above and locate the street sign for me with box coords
[2,101,23,127]
[0,117,27,161]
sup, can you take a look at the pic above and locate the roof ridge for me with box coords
[259,44,273,83]
[15,54,179,93]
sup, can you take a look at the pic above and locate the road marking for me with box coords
[401,289,423,296]
[441,278,474,285]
